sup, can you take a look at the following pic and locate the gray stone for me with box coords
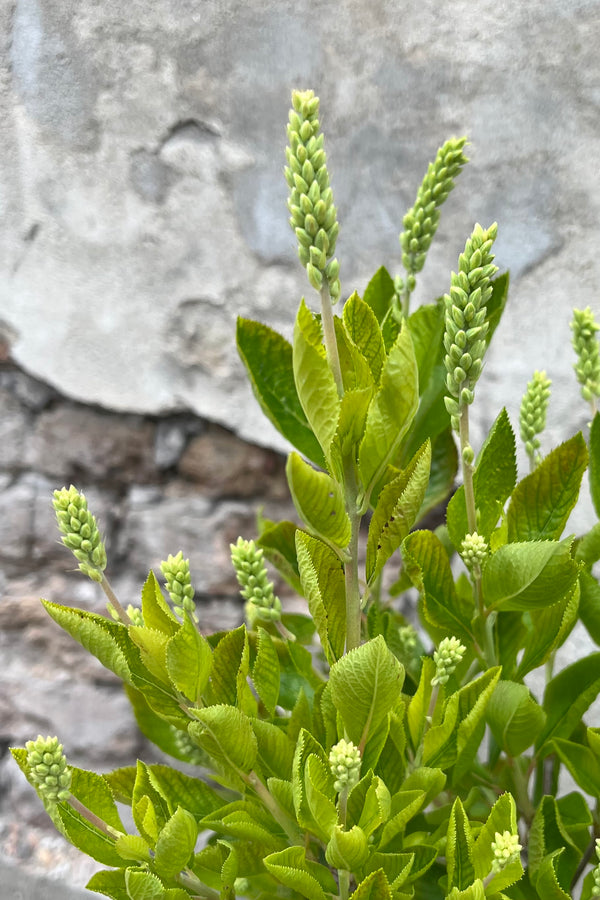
[0,390,29,470]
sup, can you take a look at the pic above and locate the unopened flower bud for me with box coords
[53,486,107,583]
[431,636,466,686]
[571,307,600,406]
[490,830,522,873]
[161,552,197,623]
[520,370,551,466]
[26,735,71,804]
[461,532,488,569]
[231,537,281,628]
[329,738,361,794]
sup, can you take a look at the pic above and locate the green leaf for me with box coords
[447,798,475,891]
[237,317,325,467]
[140,571,180,635]
[292,729,330,839]
[343,291,387,383]
[574,522,600,568]
[552,738,600,797]
[358,324,419,495]
[147,765,224,819]
[305,754,338,841]
[453,667,502,783]
[86,869,129,900]
[264,846,337,900]
[589,411,600,518]
[407,657,435,751]
[482,539,579,611]
[507,434,588,542]
[534,851,573,900]
[329,635,404,747]
[363,266,396,323]
[132,760,170,845]
[286,451,351,548]
[256,519,302,595]
[335,313,377,393]
[296,531,346,665]
[252,627,280,715]
[251,719,294,781]
[68,767,124,833]
[189,705,257,783]
[124,686,200,763]
[205,624,246,707]
[378,789,425,849]
[418,427,458,522]
[125,869,166,900]
[579,570,600,645]
[402,530,474,645]
[330,387,375,482]
[166,614,212,703]
[41,600,131,684]
[529,796,581,893]
[537,652,600,752]
[447,409,517,548]
[293,299,340,461]
[407,302,445,397]
[473,793,523,892]
[486,681,547,756]
[350,870,393,900]
[516,580,579,678]
[56,802,124,867]
[153,806,198,880]
[367,441,431,584]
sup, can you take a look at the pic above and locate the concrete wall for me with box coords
[1,0,600,894]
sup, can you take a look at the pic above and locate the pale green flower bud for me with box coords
[329,738,362,794]
[570,307,600,404]
[26,735,71,804]
[160,552,198,623]
[53,486,107,583]
[231,537,282,627]
[431,636,466,686]
[398,138,468,301]
[520,370,551,465]
[172,727,207,765]
[126,604,144,627]
[490,830,522,873]
[443,223,498,433]
[398,624,418,654]
[461,532,488,570]
[286,90,341,301]
[591,839,600,896]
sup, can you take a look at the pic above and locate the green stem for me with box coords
[400,283,411,318]
[338,869,350,900]
[245,771,303,845]
[178,869,220,900]
[511,758,535,824]
[320,284,344,398]
[459,406,477,535]
[100,574,131,625]
[69,796,123,838]
[343,461,362,654]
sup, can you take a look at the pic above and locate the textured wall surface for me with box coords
[1,0,600,895]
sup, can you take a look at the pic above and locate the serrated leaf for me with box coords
[140,571,180,635]
[125,869,165,900]
[534,851,573,899]
[153,806,198,880]
[402,530,474,645]
[335,314,376,392]
[237,316,326,467]
[516,580,579,678]
[379,790,426,848]
[418,427,458,521]
[367,441,431,584]
[350,869,393,900]
[329,636,404,748]
[482,539,579,611]
[189,705,257,783]
[486,681,547,756]
[132,760,170,845]
[264,846,337,900]
[537,652,600,752]
[358,324,419,495]
[296,531,346,665]
[147,765,223,819]
[330,387,375,482]
[286,451,351,548]
[579,570,600,645]
[41,600,131,684]
[292,729,330,840]
[128,625,171,684]
[447,798,475,891]
[293,299,340,461]
[205,625,246,707]
[507,433,588,541]
[252,628,280,715]
[407,657,435,751]
[364,266,396,323]
[343,291,387,383]
[529,796,581,893]
[86,869,129,900]
[124,686,200,763]
[453,667,502,783]
[252,719,294,780]
[305,754,338,840]
[56,802,124,867]
[574,522,600,568]
[552,738,600,797]
[69,767,125,833]
[166,614,212,703]
[589,412,600,518]
[473,793,522,892]
[407,302,445,396]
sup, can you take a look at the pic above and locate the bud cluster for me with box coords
[460,532,488,570]
[53,486,107,583]
[431,636,466,687]
[329,738,362,794]
[490,830,522,874]
[443,223,498,434]
[285,90,340,300]
[398,624,418,654]
[26,735,71,804]
[230,537,282,626]
[591,838,600,896]
[399,137,468,295]
[571,307,600,405]
[161,552,197,623]
[172,727,206,765]
[520,370,551,464]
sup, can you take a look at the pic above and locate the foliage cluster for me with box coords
[12,90,600,900]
